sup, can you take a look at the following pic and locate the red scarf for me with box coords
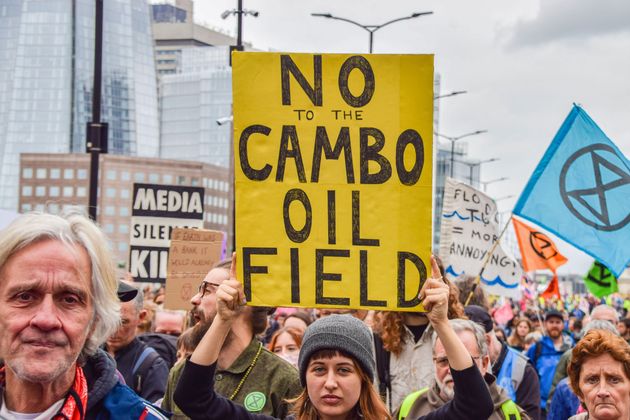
[0,365,88,420]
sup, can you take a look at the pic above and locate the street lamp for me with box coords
[434,90,467,100]
[311,11,433,53]
[436,130,488,178]
[453,157,499,185]
[222,1,259,51]
[480,176,508,192]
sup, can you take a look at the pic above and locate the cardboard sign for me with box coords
[439,178,522,299]
[129,183,204,283]
[165,228,226,310]
[233,52,434,311]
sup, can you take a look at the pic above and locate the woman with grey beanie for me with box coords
[174,256,493,420]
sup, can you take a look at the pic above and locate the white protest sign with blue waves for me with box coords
[439,178,522,298]
[514,105,629,277]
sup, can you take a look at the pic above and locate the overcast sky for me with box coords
[194,0,630,276]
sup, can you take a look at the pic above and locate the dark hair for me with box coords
[456,275,489,310]
[568,329,630,400]
[290,349,391,420]
[286,311,313,327]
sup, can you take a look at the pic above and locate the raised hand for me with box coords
[418,255,449,326]
[215,253,246,322]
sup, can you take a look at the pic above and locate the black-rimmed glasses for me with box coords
[198,281,221,298]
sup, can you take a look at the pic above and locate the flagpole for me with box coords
[465,213,514,306]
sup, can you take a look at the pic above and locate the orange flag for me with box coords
[541,274,561,300]
[512,217,568,272]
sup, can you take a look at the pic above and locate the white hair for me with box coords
[0,210,120,361]
[432,318,489,357]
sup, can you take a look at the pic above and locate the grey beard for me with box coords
[436,376,455,401]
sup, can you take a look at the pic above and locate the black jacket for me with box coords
[111,337,170,403]
[174,359,493,420]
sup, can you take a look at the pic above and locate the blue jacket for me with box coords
[83,349,170,419]
[547,378,580,420]
[526,336,572,411]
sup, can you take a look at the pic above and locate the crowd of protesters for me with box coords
[0,211,628,419]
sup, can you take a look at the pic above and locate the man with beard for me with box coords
[465,305,541,420]
[161,259,301,419]
[526,310,573,418]
[395,319,530,419]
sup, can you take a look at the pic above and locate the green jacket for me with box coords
[162,339,302,419]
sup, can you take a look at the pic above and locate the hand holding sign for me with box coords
[419,256,449,326]
[216,253,246,322]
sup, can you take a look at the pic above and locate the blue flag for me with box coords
[513,105,630,277]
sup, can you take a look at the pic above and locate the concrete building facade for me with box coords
[19,153,232,265]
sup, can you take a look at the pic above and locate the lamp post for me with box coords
[436,130,488,178]
[222,1,259,52]
[311,12,433,53]
[434,90,467,100]
[86,0,108,221]
[453,157,499,185]
[480,176,508,192]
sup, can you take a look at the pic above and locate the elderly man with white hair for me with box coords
[396,319,530,420]
[0,211,168,419]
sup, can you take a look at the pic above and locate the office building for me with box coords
[159,46,232,167]
[19,153,232,265]
[0,0,159,212]
[151,0,236,75]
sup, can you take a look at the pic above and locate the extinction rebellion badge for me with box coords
[244,392,266,412]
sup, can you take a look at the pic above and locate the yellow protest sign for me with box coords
[233,52,433,311]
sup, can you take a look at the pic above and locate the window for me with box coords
[104,224,114,234]
[50,168,60,179]
[177,175,186,185]
[134,172,145,182]
[149,173,159,183]
[21,203,32,212]
[22,168,33,179]
[106,188,116,198]
[107,170,116,181]
[105,206,115,216]
[63,186,73,197]
[191,178,199,186]
[22,186,33,196]
[35,186,46,197]
[48,203,59,214]
[121,171,130,181]
[64,169,74,179]
[118,242,128,252]
[76,187,86,197]
[120,189,129,199]
[119,224,129,234]
[119,207,129,217]
[163,174,173,184]
[77,169,88,180]
[36,168,47,179]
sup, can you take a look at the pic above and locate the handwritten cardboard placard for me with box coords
[165,228,226,310]
[233,52,434,311]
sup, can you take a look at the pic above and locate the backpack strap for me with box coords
[511,351,528,391]
[398,387,428,420]
[500,399,521,420]
[132,346,159,394]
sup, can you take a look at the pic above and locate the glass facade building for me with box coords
[159,46,232,168]
[0,0,159,211]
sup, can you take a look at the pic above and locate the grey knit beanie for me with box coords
[298,314,375,386]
